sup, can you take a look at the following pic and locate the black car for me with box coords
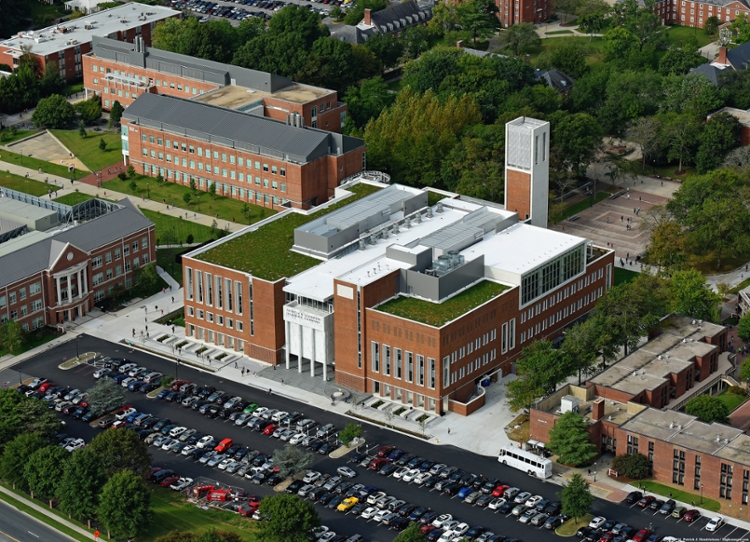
[625,491,643,504]
[189,447,206,460]
[443,483,462,496]
[266,474,283,486]
[206,405,221,418]
[318,442,335,455]
[217,408,232,420]
[137,429,153,440]
[336,482,354,495]
[544,501,562,515]
[391,517,410,531]
[350,453,366,464]
[497,501,515,514]
[150,469,175,483]
[397,504,416,517]
[327,495,345,510]
[192,400,209,411]
[422,476,439,488]
[253,420,272,432]
[421,511,440,525]
[481,478,502,494]
[318,492,336,506]
[252,455,268,467]
[81,410,96,422]
[350,502,368,516]
[309,439,325,452]
[187,432,205,445]
[153,418,171,431]
[396,454,414,467]
[198,386,216,399]
[380,463,398,476]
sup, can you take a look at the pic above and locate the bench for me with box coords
[567,215,580,222]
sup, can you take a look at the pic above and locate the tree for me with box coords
[0,433,50,490]
[661,112,700,172]
[670,268,721,322]
[506,340,576,411]
[644,214,687,270]
[32,95,76,129]
[602,27,640,65]
[695,112,741,173]
[127,164,136,178]
[549,111,603,177]
[39,62,65,97]
[658,47,706,76]
[257,494,320,542]
[738,314,750,343]
[685,394,729,423]
[499,23,541,56]
[87,429,151,478]
[0,320,24,354]
[560,473,595,523]
[86,377,126,417]
[109,100,124,127]
[705,15,720,36]
[155,531,243,542]
[344,77,394,130]
[456,0,498,44]
[363,34,404,70]
[74,95,102,125]
[536,41,590,80]
[208,181,217,197]
[611,453,652,479]
[561,319,607,383]
[272,443,314,478]
[740,360,750,386]
[0,391,62,450]
[547,412,598,467]
[394,522,428,542]
[137,263,160,293]
[99,138,107,152]
[183,193,192,205]
[344,0,387,25]
[660,73,724,119]
[625,116,662,169]
[79,120,87,138]
[329,5,343,20]
[338,423,362,446]
[25,445,70,500]
[364,89,481,187]
[98,470,152,539]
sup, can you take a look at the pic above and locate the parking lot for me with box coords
[11,334,750,542]
[169,0,344,27]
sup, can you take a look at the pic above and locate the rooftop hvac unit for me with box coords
[560,395,579,414]
[436,202,444,213]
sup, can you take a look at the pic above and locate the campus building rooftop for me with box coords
[591,315,723,394]
[122,93,363,164]
[0,4,178,57]
[621,407,744,456]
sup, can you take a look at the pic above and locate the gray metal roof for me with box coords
[420,208,505,251]
[689,62,720,85]
[0,202,153,289]
[327,188,413,230]
[367,1,432,34]
[0,198,59,221]
[122,93,361,163]
[728,41,750,70]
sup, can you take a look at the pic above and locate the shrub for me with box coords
[727,386,748,396]
[611,453,652,479]
[117,172,127,181]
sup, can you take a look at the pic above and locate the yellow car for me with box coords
[337,496,359,512]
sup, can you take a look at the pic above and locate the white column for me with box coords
[298,324,303,374]
[285,321,291,370]
[311,330,316,378]
[323,356,327,382]
[55,276,62,305]
[82,267,88,294]
[78,270,83,297]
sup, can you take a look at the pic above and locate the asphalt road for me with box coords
[0,500,74,542]
[13,334,750,542]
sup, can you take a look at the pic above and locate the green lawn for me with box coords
[550,191,610,224]
[519,36,607,65]
[377,280,510,327]
[104,175,273,226]
[143,488,258,541]
[142,209,217,245]
[639,481,721,512]
[546,30,574,35]
[28,0,67,28]
[50,129,122,172]
[731,277,750,294]
[664,25,714,49]
[0,171,54,196]
[0,326,59,357]
[0,129,40,145]
[53,191,96,205]
[716,389,748,412]
[197,183,381,280]
[157,248,187,286]
[557,515,593,536]
[0,148,87,179]
[62,81,85,96]
[614,267,639,286]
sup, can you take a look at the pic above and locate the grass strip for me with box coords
[0,484,91,542]
[0,170,52,196]
[50,130,123,172]
[0,148,87,179]
[556,514,593,536]
[638,480,721,512]
[0,129,40,144]
[614,267,639,286]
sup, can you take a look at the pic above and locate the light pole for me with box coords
[147,183,150,199]
[75,336,79,359]
[593,462,597,482]
[700,483,704,504]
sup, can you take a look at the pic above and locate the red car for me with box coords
[492,485,510,497]
[368,458,389,471]
[684,509,701,522]
[636,495,655,508]
[238,502,259,516]
[214,438,233,452]
[171,380,188,391]
[377,445,396,458]
[599,532,615,542]
[263,424,278,436]
[633,529,651,542]
[160,476,180,488]
[38,382,55,393]
[421,525,436,534]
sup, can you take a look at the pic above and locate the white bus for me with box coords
[498,445,553,479]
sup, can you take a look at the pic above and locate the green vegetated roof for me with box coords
[195,183,382,281]
[376,280,510,327]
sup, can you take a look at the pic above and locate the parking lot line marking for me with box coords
[724,526,740,539]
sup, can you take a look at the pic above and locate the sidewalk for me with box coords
[0,159,246,234]
[0,484,91,541]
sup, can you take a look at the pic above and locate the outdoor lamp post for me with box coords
[701,483,704,504]
[593,462,598,482]
[75,336,80,359]
[147,183,150,199]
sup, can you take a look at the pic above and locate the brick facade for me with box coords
[505,169,532,221]
[653,0,749,27]
[122,121,365,211]
[496,0,552,27]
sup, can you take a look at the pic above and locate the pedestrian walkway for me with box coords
[0,484,91,541]
[0,159,246,234]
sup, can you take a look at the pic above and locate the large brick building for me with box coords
[653,0,750,28]
[527,315,750,512]
[180,117,615,416]
[83,36,348,133]
[0,191,155,328]
[0,4,178,82]
[120,93,366,211]
[496,0,552,28]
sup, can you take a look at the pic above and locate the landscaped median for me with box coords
[59,351,96,370]
[556,514,594,537]
[637,481,721,512]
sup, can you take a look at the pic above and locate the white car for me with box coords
[451,523,470,537]
[373,509,391,523]
[169,426,187,438]
[120,377,137,388]
[289,433,306,445]
[488,497,506,510]
[706,516,725,532]
[337,466,356,479]
[303,471,322,483]
[414,472,431,485]
[64,438,86,452]
[360,506,378,519]
[514,491,531,504]
[160,438,174,451]
[432,513,453,528]
[170,477,193,491]
[63,388,81,401]
[402,468,420,483]
[393,467,409,480]
[252,407,268,418]
[196,435,215,449]
[218,458,234,470]
[272,410,289,422]
[438,531,456,542]
[526,495,544,508]
[589,516,606,529]
[93,367,111,379]
[116,407,136,421]
[181,445,197,456]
